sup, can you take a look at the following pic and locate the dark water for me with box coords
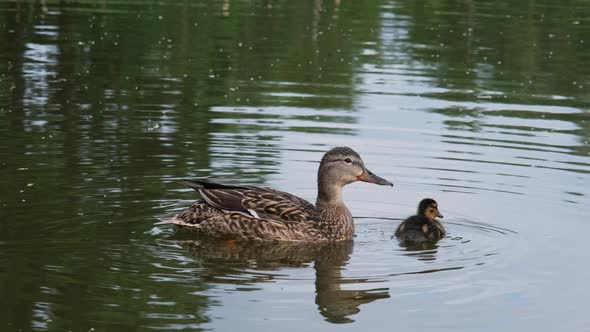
[1,0,589,331]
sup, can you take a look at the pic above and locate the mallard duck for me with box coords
[168,147,393,241]
[395,198,445,242]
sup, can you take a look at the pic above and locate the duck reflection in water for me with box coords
[312,243,390,323]
[176,237,390,323]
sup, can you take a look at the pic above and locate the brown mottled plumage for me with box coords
[395,198,446,243]
[168,147,393,241]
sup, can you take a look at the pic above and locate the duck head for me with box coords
[318,147,393,187]
[417,198,443,221]
[316,147,393,205]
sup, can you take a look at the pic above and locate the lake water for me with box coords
[1,0,589,331]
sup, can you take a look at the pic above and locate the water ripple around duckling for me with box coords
[351,214,519,302]
[145,210,520,327]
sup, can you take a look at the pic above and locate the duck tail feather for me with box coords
[182,179,242,191]
[182,179,207,191]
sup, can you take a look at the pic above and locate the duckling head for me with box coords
[417,198,443,221]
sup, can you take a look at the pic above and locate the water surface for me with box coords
[1,0,589,331]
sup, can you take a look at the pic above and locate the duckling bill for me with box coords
[169,147,393,241]
[395,198,445,242]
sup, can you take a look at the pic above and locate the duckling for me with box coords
[395,198,445,242]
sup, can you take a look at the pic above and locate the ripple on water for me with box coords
[146,213,518,325]
[350,215,519,303]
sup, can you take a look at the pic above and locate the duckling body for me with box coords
[169,147,393,241]
[395,199,445,242]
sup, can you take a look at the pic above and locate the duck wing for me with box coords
[183,180,317,222]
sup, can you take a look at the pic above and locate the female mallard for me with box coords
[395,198,445,242]
[169,147,393,241]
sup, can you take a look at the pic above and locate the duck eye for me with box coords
[344,158,352,164]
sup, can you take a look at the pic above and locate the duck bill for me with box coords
[358,169,393,186]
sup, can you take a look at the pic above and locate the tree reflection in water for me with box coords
[177,237,390,323]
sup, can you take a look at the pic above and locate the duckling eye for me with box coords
[344,158,352,164]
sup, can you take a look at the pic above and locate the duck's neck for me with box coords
[316,180,344,207]
[315,181,354,240]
